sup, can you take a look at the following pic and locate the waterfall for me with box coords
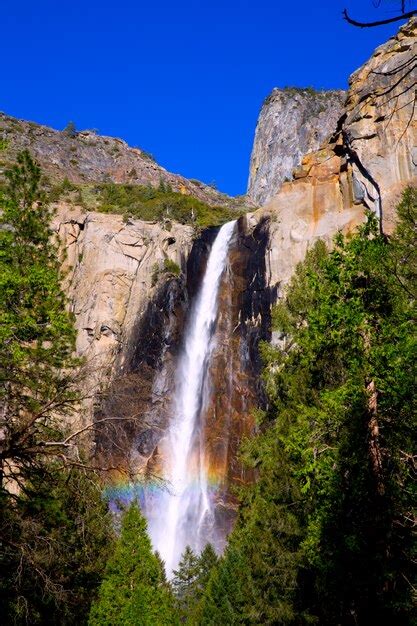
[147,220,236,575]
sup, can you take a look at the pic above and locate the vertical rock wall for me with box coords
[93,217,273,533]
[247,88,346,206]
[249,18,417,294]
[197,216,274,543]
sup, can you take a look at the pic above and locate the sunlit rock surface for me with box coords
[247,88,346,206]
[251,18,417,292]
[52,203,194,435]
[0,113,250,209]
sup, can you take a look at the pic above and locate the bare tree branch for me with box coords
[40,416,140,447]
[343,7,417,28]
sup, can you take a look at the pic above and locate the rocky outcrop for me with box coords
[0,113,251,210]
[194,218,274,542]
[50,20,416,482]
[247,88,346,205]
[343,18,417,227]
[250,18,417,292]
[52,203,195,435]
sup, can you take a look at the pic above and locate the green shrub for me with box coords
[48,177,77,202]
[151,262,160,287]
[47,180,242,229]
[163,258,181,276]
[151,258,181,287]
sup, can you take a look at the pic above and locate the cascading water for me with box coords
[146,220,236,575]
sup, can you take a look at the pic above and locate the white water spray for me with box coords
[147,220,236,575]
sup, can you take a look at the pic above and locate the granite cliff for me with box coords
[247,88,346,205]
[47,20,416,487]
[249,17,416,293]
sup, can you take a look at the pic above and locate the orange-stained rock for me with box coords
[249,18,417,293]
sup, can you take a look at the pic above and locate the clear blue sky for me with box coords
[1,1,406,195]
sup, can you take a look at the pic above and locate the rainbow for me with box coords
[103,466,227,514]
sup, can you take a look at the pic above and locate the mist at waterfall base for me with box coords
[107,221,237,576]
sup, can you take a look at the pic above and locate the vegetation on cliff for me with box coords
[0,151,80,478]
[86,188,416,626]
[1,151,415,625]
[48,178,241,229]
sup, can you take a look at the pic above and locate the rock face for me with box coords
[250,18,417,292]
[52,203,195,434]
[343,18,417,227]
[0,113,251,210]
[247,88,346,206]
[193,218,274,542]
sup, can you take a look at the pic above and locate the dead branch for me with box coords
[343,7,416,27]
[40,416,141,448]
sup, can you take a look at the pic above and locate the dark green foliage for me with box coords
[195,544,218,599]
[89,502,178,625]
[0,151,112,624]
[199,452,304,625]
[201,195,416,625]
[0,150,80,486]
[200,544,255,625]
[172,546,201,622]
[163,258,181,276]
[387,186,417,298]
[0,468,114,625]
[173,544,218,624]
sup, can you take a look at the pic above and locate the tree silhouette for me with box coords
[343,1,416,27]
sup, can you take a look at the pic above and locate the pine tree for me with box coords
[174,544,219,624]
[0,467,115,624]
[172,545,201,622]
[199,457,303,625]
[196,544,218,597]
[250,202,416,624]
[89,502,178,625]
[0,150,80,486]
[63,121,77,137]
[0,151,113,623]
